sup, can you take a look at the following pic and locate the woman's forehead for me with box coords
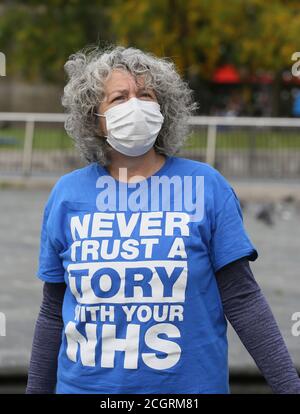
[105,69,146,91]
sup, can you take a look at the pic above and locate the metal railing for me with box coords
[189,115,300,167]
[1,112,300,178]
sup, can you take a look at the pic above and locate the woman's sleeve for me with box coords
[37,185,65,283]
[215,258,300,394]
[26,282,66,394]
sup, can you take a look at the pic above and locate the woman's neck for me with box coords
[107,149,166,183]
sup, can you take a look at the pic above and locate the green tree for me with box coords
[0,0,112,82]
[108,0,300,114]
[1,0,300,112]
[108,0,300,77]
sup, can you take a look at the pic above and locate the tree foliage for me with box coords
[1,0,300,83]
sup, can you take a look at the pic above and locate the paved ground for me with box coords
[1,174,300,202]
[0,185,299,381]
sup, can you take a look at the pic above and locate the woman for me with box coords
[26,46,300,394]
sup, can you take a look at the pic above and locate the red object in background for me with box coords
[212,65,275,84]
[212,64,241,84]
[249,72,274,84]
[282,70,300,85]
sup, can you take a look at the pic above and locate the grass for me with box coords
[1,126,300,151]
[0,127,73,150]
[186,128,300,150]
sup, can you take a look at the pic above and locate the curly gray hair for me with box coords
[62,45,198,166]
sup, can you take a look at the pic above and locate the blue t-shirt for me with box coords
[37,155,258,394]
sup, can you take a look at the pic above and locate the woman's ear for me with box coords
[96,102,108,137]
[93,109,104,138]
[98,115,107,137]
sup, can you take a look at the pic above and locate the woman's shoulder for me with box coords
[46,163,98,204]
[171,156,234,198]
[51,162,97,189]
[171,156,225,180]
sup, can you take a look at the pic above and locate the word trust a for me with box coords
[95,172,205,222]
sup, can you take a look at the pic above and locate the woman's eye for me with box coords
[112,96,123,102]
[141,93,153,99]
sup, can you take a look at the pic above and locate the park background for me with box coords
[0,0,300,393]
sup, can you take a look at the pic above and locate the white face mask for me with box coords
[96,97,164,157]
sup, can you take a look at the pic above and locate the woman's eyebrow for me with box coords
[107,87,154,99]
[137,87,154,94]
[108,89,129,98]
